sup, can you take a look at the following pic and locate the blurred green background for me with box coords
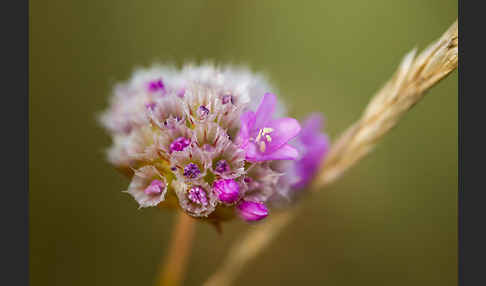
[30,1,457,285]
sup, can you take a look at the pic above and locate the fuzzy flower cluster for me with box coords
[100,64,329,223]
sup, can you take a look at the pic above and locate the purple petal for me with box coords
[291,114,330,189]
[254,93,276,128]
[292,139,328,189]
[265,117,301,153]
[299,113,325,145]
[237,111,256,145]
[259,144,299,161]
[243,142,261,162]
[245,143,299,162]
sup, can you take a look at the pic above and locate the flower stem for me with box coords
[156,211,196,286]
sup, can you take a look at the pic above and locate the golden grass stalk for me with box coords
[203,209,298,286]
[157,212,196,286]
[314,20,458,187]
[203,19,458,286]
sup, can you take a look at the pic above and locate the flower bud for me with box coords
[170,137,191,152]
[236,200,268,221]
[213,179,240,204]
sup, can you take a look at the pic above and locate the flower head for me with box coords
[100,64,328,223]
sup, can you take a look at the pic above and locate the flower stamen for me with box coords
[259,141,266,152]
[255,127,274,152]
[183,163,201,178]
[214,160,230,174]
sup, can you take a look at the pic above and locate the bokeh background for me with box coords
[30,1,457,285]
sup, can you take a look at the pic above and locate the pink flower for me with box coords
[238,93,301,162]
[292,114,329,189]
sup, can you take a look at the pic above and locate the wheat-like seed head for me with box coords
[314,20,458,188]
[204,19,458,286]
